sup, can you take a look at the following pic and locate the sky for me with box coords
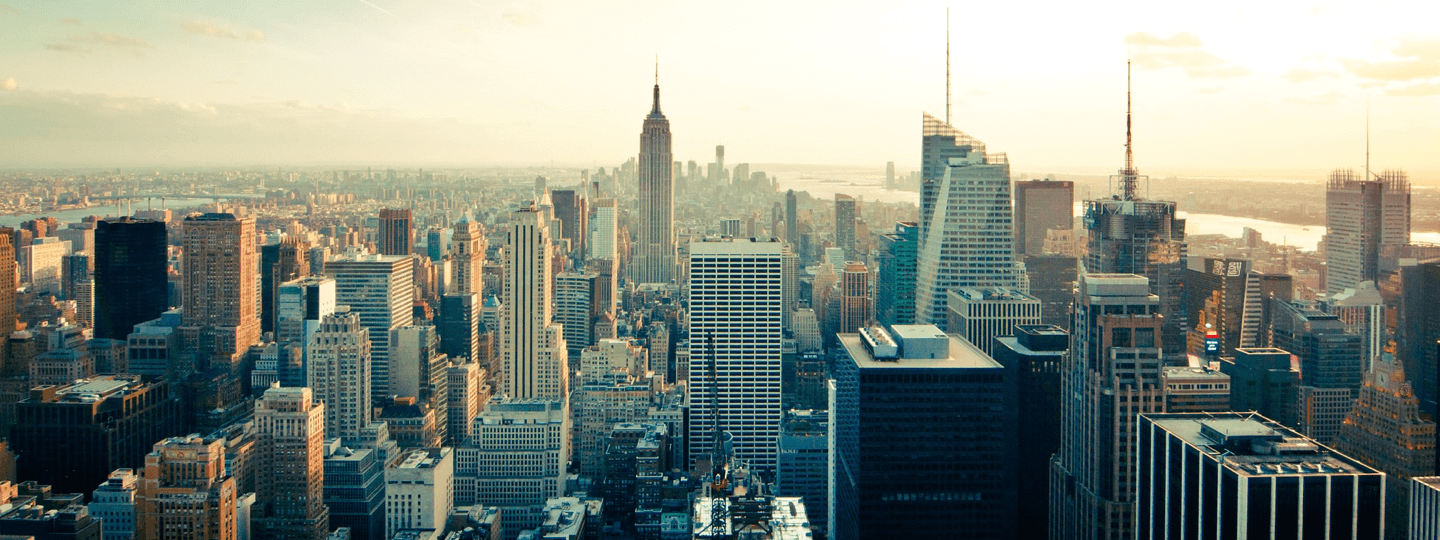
[2,0,1439,180]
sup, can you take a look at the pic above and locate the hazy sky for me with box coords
[2,0,1439,179]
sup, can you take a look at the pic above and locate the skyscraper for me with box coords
[992,324,1068,539]
[137,436,238,540]
[326,254,415,404]
[589,198,617,264]
[550,189,586,260]
[834,194,857,262]
[1336,355,1437,538]
[1050,273,1164,540]
[253,386,329,540]
[875,222,919,326]
[785,189,798,247]
[1137,412,1384,540]
[0,228,13,368]
[831,325,1016,540]
[632,74,675,284]
[1272,300,1363,445]
[306,310,372,444]
[502,205,568,400]
[1013,179,1074,257]
[449,211,486,297]
[180,213,261,369]
[377,208,414,257]
[1324,169,1410,293]
[322,442,386,540]
[914,115,1019,328]
[93,218,167,341]
[1219,347,1300,426]
[1023,254,1078,331]
[554,272,598,361]
[1328,280,1386,369]
[261,237,309,335]
[1183,257,1264,357]
[945,287,1041,357]
[1399,259,1440,411]
[687,238,782,471]
[837,262,872,335]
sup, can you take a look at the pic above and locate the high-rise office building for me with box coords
[718,218,741,238]
[837,262,871,335]
[445,360,487,447]
[389,325,450,445]
[438,293,480,364]
[322,441,386,540]
[993,324,1068,539]
[1336,355,1437,538]
[377,208,414,257]
[915,115,1019,328]
[425,226,452,263]
[0,228,14,368]
[777,409,828,537]
[784,190,798,246]
[1324,169,1410,293]
[307,310,372,444]
[832,325,1016,540]
[781,247,799,331]
[13,376,182,497]
[137,436,238,540]
[589,198,618,264]
[1050,273,1164,540]
[834,194,857,262]
[502,205,569,400]
[1272,300,1364,445]
[1328,280,1386,370]
[93,218,167,341]
[326,254,415,404]
[885,161,895,189]
[1137,412,1384,540]
[462,399,570,531]
[1023,254,1078,331]
[945,287,1042,357]
[181,213,261,368]
[91,468,139,540]
[450,211,486,297]
[253,386,329,540]
[261,238,310,335]
[550,189,586,259]
[62,252,92,328]
[384,448,453,539]
[687,238,782,471]
[1219,347,1300,426]
[1398,259,1440,410]
[554,272,599,361]
[1414,477,1440,540]
[1160,365,1231,412]
[277,276,337,349]
[1184,257,1266,357]
[632,75,675,285]
[875,222,919,326]
[1014,179,1074,256]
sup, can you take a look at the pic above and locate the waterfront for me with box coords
[0,197,221,227]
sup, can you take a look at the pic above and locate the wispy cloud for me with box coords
[1343,38,1440,96]
[358,0,394,16]
[182,20,266,42]
[44,43,93,55]
[1283,68,1338,83]
[60,18,79,25]
[1285,92,1343,106]
[1386,82,1440,97]
[0,4,18,16]
[1,77,16,91]
[1125,32,1250,80]
[45,31,155,57]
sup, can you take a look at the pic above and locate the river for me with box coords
[0,197,222,228]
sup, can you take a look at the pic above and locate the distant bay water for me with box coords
[0,197,220,228]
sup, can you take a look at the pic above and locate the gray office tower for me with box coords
[1013,179,1073,256]
[1398,259,1440,414]
[876,222,919,326]
[1051,273,1164,540]
[550,189,587,260]
[1324,169,1409,293]
[1137,412,1384,540]
[94,218,168,340]
[834,194,857,262]
[993,324,1067,539]
[439,293,481,363]
[831,325,1015,540]
[1219,348,1300,426]
[785,189,798,247]
[1271,300,1363,445]
[1023,254,1078,331]
[323,441,386,540]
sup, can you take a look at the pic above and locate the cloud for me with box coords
[44,43,93,54]
[1125,32,1250,80]
[60,18,79,25]
[502,13,534,26]
[1339,58,1440,81]
[1386,82,1440,97]
[0,4,17,16]
[45,31,154,57]
[1341,38,1440,96]
[1285,92,1343,106]
[1,78,15,91]
[1283,68,1338,83]
[182,21,266,42]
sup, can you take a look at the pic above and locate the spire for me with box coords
[651,56,662,115]
[1366,101,1372,181]
[1122,60,1138,201]
[945,8,951,125]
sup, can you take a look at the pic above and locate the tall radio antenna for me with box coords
[945,8,951,124]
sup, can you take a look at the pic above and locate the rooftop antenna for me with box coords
[945,8,951,125]
[1366,102,1372,181]
[1122,60,1138,201]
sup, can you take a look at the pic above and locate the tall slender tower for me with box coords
[501,204,568,400]
[307,309,372,444]
[0,228,16,369]
[1324,169,1410,293]
[181,213,261,369]
[450,210,486,296]
[633,69,675,284]
[94,218,167,340]
[253,386,329,540]
[834,194,857,262]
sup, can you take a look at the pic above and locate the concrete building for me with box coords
[1137,412,1384,540]
[574,375,653,477]
[385,448,453,539]
[1327,280,1386,370]
[253,386,329,540]
[550,190,586,261]
[450,211,487,297]
[445,361,488,447]
[992,324,1068,539]
[1013,179,1074,257]
[137,436,238,540]
[0,228,14,369]
[554,272,599,362]
[323,441,386,540]
[1336,355,1437,538]
[834,194,857,262]
[390,325,450,443]
[589,198,617,264]
[89,469,138,540]
[461,399,569,532]
[1272,300,1364,445]
[1324,169,1409,293]
[632,76,675,285]
[1219,348,1300,426]
[687,238,783,471]
[1050,274,1165,540]
[377,209,414,257]
[276,276,337,349]
[306,310,372,444]
[12,376,181,496]
[831,325,1015,540]
[1413,477,1440,540]
[777,409,827,536]
[261,238,310,336]
[1160,365,1231,413]
[836,262,871,335]
[945,287,1042,357]
[327,254,415,404]
[180,213,260,369]
[501,205,568,400]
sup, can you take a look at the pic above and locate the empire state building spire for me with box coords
[634,63,675,284]
[650,59,663,117]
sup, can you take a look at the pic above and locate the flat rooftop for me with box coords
[1145,413,1379,478]
[840,332,1001,370]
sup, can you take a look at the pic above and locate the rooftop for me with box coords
[1144,413,1379,478]
[948,287,1039,302]
[390,448,447,470]
[840,329,1000,370]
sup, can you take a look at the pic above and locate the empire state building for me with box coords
[632,76,675,284]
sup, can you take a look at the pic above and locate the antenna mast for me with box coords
[1366,102,1372,180]
[1122,60,1138,201]
[945,8,951,125]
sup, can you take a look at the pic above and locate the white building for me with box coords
[459,399,570,531]
[449,211,486,297]
[914,145,1020,329]
[554,272,598,360]
[579,339,648,384]
[307,309,371,444]
[326,254,415,403]
[687,237,783,471]
[502,205,568,400]
[276,276,336,348]
[385,448,454,539]
[589,198,617,264]
[945,287,1042,357]
[23,237,69,293]
[445,361,487,447]
[90,469,138,540]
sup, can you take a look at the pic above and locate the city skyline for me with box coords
[0,1,1438,178]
